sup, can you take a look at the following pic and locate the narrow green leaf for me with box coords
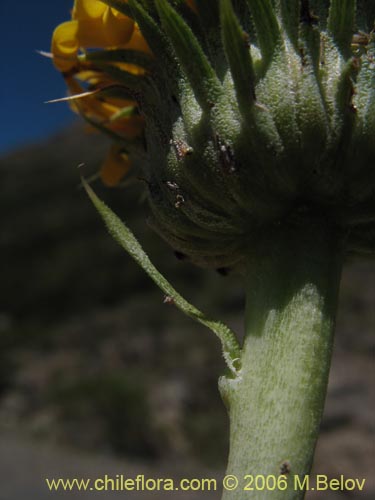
[127,0,166,52]
[194,0,221,37]
[83,180,241,374]
[137,0,158,18]
[299,3,322,76]
[328,57,359,174]
[91,64,145,91]
[220,0,256,115]
[155,0,222,111]
[356,0,375,32]
[246,0,281,63]
[127,0,180,86]
[192,0,227,78]
[195,0,220,20]
[80,49,154,72]
[279,0,299,47]
[328,0,356,56]
[354,40,375,131]
[336,57,358,122]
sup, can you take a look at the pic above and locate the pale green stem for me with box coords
[221,222,343,499]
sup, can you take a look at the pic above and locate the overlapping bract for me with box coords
[52,0,375,265]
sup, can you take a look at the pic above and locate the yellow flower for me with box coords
[100,144,131,187]
[51,0,192,186]
[51,21,80,72]
[51,0,135,72]
[65,76,143,138]
[72,0,107,19]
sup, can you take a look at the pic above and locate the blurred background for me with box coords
[0,1,374,498]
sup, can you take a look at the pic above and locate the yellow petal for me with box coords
[125,24,152,54]
[65,76,125,123]
[103,7,134,46]
[73,0,106,20]
[108,115,144,139]
[76,19,109,47]
[104,97,136,108]
[100,145,131,187]
[114,62,147,75]
[51,21,79,72]
[75,70,122,89]
[82,98,118,121]
[74,69,103,83]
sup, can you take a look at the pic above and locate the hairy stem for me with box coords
[221,221,343,499]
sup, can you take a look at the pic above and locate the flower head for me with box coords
[51,0,150,185]
[52,0,135,72]
[51,0,375,266]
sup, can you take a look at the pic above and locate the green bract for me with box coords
[101,0,374,268]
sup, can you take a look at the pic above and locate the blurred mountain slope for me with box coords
[0,127,373,495]
[0,125,238,463]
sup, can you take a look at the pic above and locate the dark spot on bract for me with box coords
[216,267,230,276]
[174,251,187,261]
[279,460,291,475]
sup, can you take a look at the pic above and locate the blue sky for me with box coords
[1,0,77,154]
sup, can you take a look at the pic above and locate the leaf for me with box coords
[220,0,256,115]
[83,179,241,374]
[328,0,356,57]
[246,0,280,64]
[155,0,222,111]
[80,49,155,72]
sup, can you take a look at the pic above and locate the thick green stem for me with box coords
[221,222,343,499]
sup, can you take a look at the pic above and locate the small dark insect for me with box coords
[279,461,291,475]
[175,194,185,209]
[299,47,308,67]
[171,139,193,160]
[243,31,250,48]
[346,58,361,113]
[164,180,185,208]
[352,31,371,48]
[349,85,357,113]
[215,135,237,174]
[300,0,318,25]
[165,180,180,192]
[163,295,175,305]
[216,267,230,276]
[174,251,187,261]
